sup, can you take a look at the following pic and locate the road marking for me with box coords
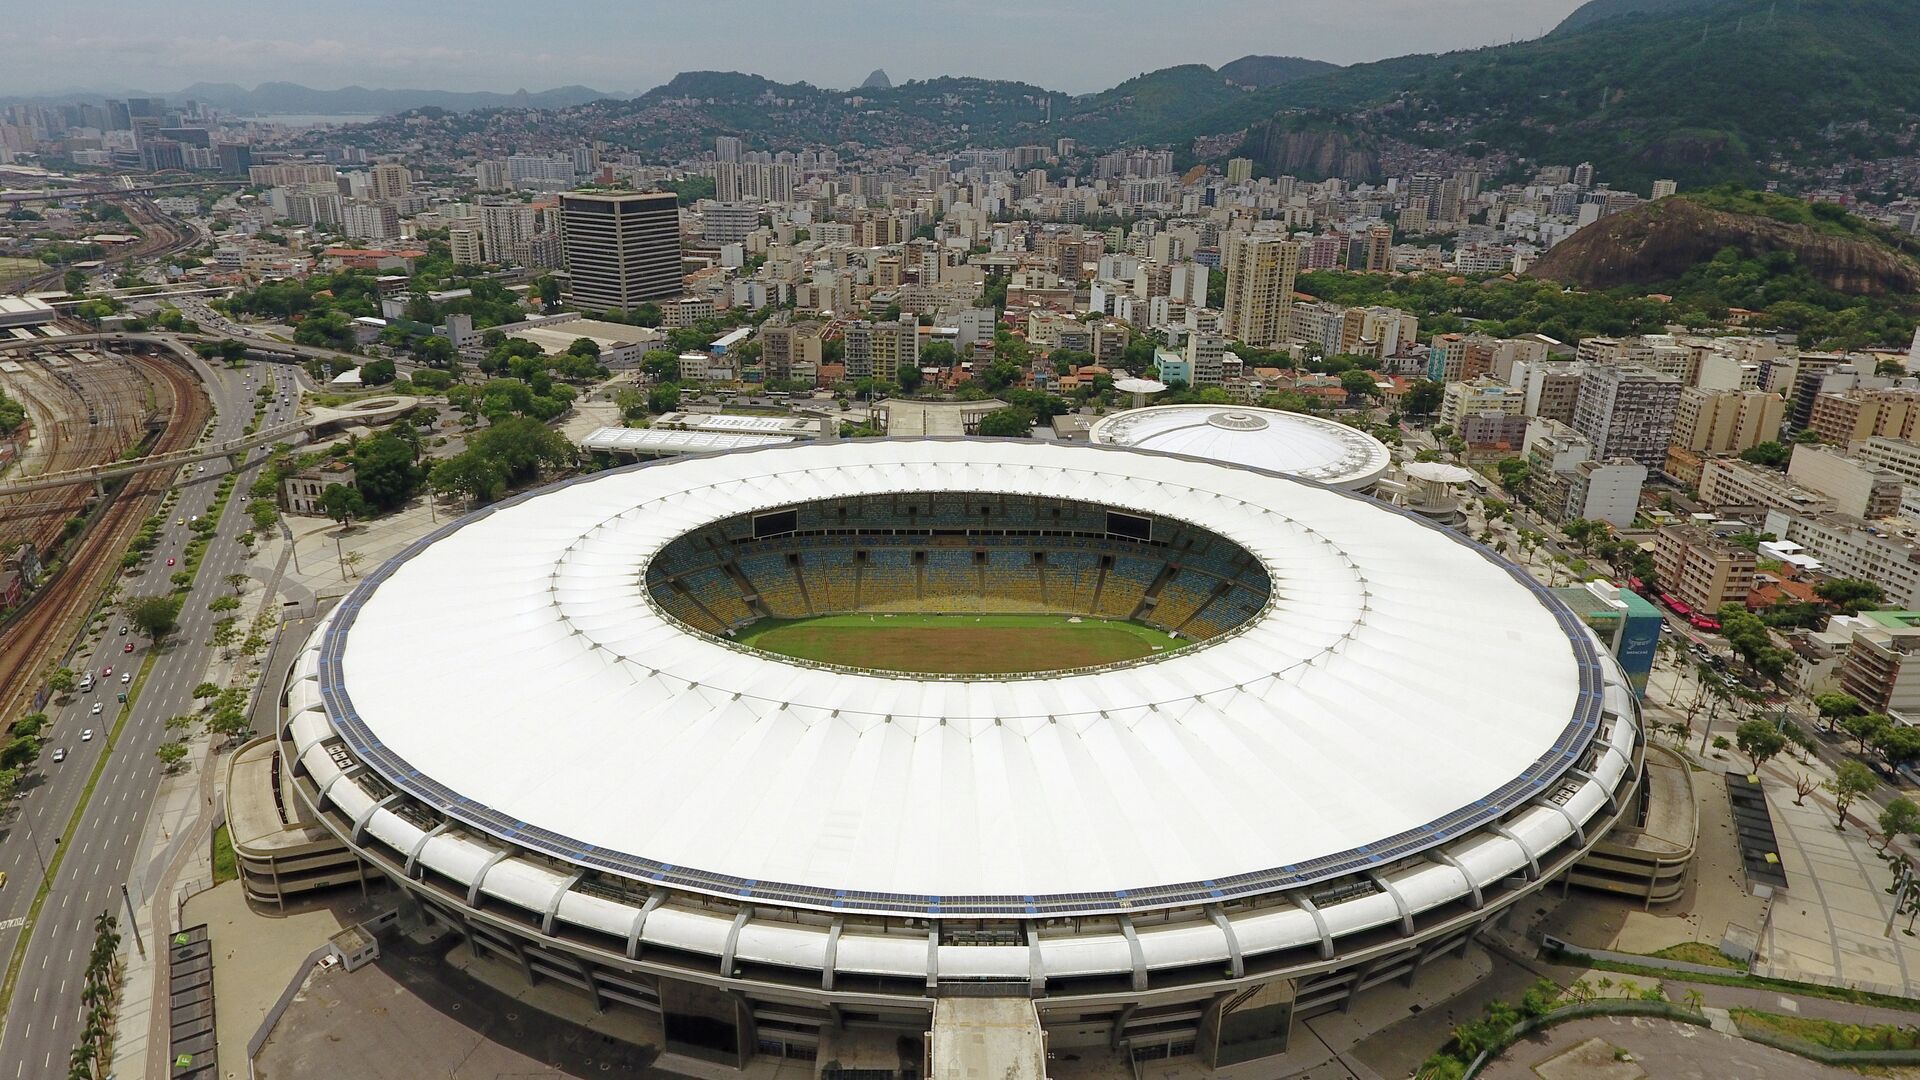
[0,919,21,933]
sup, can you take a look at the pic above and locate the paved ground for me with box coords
[255,931,665,1079]
[178,877,381,1069]
[1477,1016,1887,1079]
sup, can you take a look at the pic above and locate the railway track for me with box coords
[0,342,156,551]
[0,346,209,723]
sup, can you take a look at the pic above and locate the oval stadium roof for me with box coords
[1088,405,1392,490]
[316,439,1597,909]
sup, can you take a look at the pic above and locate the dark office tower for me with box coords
[559,191,683,312]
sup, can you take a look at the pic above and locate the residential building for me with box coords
[1763,510,1920,609]
[1670,388,1786,454]
[1220,234,1299,348]
[1571,365,1681,469]
[1652,526,1756,616]
[1185,332,1227,387]
[368,162,412,201]
[704,203,760,245]
[1439,377,1526,428]
[759,317,825,382]
[1853,437,1920,518]
[341,201,400,241]
[1831,611,1920,721]
[448,227,484,266]
[1521,420,1642,529]
[1786,443,1904,520]
[476,203,538,262]
[842,319,919,380]
[1808,388,1920,445]
[1698,457,1836,514]
[1509,359,1583,424]
[1564,459,1647,531]
[559,191,683,312]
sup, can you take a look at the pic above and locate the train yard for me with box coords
[0,325,211,723]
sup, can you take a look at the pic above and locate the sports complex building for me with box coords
[253,438,1648,1074]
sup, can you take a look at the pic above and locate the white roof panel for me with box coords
[1089,405,1391,490]
[320,439,1593,910]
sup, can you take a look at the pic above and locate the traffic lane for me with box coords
[1,356,265,1064]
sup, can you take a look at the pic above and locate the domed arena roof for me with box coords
[1088,405,1392,490]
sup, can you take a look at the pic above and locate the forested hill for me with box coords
[1239,0,1920,188]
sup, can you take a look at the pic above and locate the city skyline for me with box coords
[5,0,1590,99]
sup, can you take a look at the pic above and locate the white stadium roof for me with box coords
[1088,405,1392,490]
[317,439,1604,914]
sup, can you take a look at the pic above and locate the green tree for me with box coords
[1816,578,1887,615]
[1843,711,1893,755]
[1874,724,1920,772]
[896,363,924,393]
[1403,380,1445,419]
[976,408,1034,438]
[320,483,370,526]
[1814,691,1865,734]
[47,667,75,694]
[1825,760,1877,830]
[647,382,682,414]
[349,430,425,511]
[1495,457,1531,493]
[124,593,182,640]
[155,741,188,772]
[1339,368,1380,403]
[1739,441,1791,468]
[1877,797,1920,851]
[1734,718,1787,772]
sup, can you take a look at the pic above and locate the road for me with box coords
[0,359,301,1077]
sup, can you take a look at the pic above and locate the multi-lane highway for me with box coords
[0,356,303,1077]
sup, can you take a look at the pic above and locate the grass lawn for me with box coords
[211,824,237,885]
[0,257,43,287]
[1730,1008,1920,1050]
[1645,942,1745,969]
[735,613,1186,675]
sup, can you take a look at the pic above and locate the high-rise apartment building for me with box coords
[476,203,538,261]
[1220,234,1299,348]
[1652,526,1756,616]
[1225,158,1253,185]
[703,203,760,245]
[449,227,485,267]
[1571,365,1682,469]
[841,320,919,380]
[1671,388,1787,454]
[368,163,412,201]
[341,201,400,241]
[559,191,684,312]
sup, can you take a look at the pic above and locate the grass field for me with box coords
[0,257,43,287]
[735,613,1186,675]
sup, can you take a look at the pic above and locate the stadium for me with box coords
[273,439,1642,1073]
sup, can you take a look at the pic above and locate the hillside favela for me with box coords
[7,1,1920,1077]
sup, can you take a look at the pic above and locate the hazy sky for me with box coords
[6,0,1591,97]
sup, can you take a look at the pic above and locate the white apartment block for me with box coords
[1764,511,1920,609]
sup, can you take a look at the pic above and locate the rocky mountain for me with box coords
[860,69,892,90]
[1525,192,1920,296]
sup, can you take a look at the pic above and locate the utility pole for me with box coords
[120,884,144,958]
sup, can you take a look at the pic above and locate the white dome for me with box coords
[1089,405,1392,490]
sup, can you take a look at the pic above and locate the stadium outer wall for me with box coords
[270,444,1647,1072]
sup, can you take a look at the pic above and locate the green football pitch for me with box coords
[733,613,1187,675]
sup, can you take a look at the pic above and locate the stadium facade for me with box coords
[273,439,1642,1071]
